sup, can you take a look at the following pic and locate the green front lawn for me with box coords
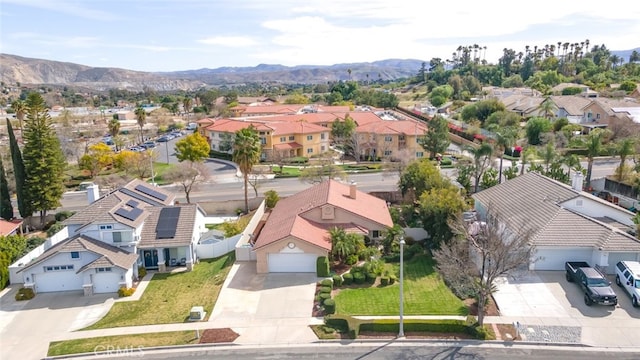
[84,253,234,329]
[48,331,199,356]
[335,255,468,315]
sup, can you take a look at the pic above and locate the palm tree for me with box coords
[615,137,636,181]
[562,153,581,181]
[538,97,557,119]
[232,126,261,214]
[134,106,147,144]
[183,97,192,119]
[519,146,536,175]
[489,126,517,183]
[108,119,121,150]
[469,143,494,193]
[10,99,26,130]
[539,142,556,173]
[585,129,610,190]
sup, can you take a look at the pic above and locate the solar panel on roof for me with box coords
[156,207,180,239]
[126,199,139,208]
[135,184,168,202]
[114,207,144,222]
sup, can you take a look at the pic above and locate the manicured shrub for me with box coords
[389,275,396,284]
[366,272,376,284]
[353,272,366,284]
[342,273,353,285]
[319,292,331,301]
[317,256,330,277]
[345,254,358,265]
[319,285,332,294]
[54,210,75,222]
[332,274,343,288]
[118,287,135,297]
[138,266,147,279]
[15,287,35,301]
[323,299,336,314]
[380,276,389,286]
[320,278,333,287]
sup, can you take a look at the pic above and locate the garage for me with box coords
[34,271,83,293]
[607,252,640,274]
[533,248,592,271]
[268,253,318,273]
[93,270,122,293]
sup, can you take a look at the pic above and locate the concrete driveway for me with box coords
[0,287,115,359]
[493,271,640,347]
[210,262,319,345]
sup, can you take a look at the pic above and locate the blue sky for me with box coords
[1,0,639,72]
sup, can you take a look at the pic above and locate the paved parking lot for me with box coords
[493,271,640,347]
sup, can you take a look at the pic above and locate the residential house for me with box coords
[472,172,640,274]
[548,95,592,124]
[252,180,393,273]
[580,98,640,132]
[500,94,545,118]
[550,83,598,98]
[0,219,22,236]
[483,86,542,99]
[630,84,640,99]
[14,179,207,295]
[116,110,136,121]
[354,118,428,160]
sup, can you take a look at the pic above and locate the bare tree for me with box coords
[299,155,346,184]
[164,161,209,203]
[382,148,414,178]
[434,207,536,326]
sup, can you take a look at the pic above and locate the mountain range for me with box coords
[0,54,423,92]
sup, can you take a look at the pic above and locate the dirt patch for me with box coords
[198,328,239,344]
[464,295,499,316]
[358,331,475,340]
[495,323,519,340]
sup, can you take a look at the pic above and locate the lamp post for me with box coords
[165,141,170,164]
[398,235,405,338]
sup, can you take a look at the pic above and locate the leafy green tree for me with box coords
[6,119,28,218]
[330,115,356,152]
[22,92,67,226]
[79,143,114,178]
[399,160,451,201]
[329,227,364,262]
[418,186,466,247]
[614,137,635,182]
[429,85,454,107]
[488,126,517,184]
[0,234,28,288]
[456,164,473,194]
[538,98,557,119]
[299,156,346,184]
[561,153,582,181]
[134,106,147,143]
[381,224,404,255]
[480,168,499,189]
[468,143,494,193]
[284,93,309,104]
[585,128,611,189]
[264,190,280,209]
[460,99,505,124]
[485,111,521,128]
[175,132,210,163]
[539,142,557,173]
[525,117,552,145]
[233,126,262,214]
[0,157,12,220]
[418,116,450,159]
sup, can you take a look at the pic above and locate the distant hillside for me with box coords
[611,47,640,62]
[0,54,424,90]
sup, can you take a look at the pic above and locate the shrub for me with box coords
[264,190,280,209]
[320,278,333,287]
[389,275,397,284]
[323,299,336,314]
[15,287,35,301]
[316,256,330,277]
[319,285,332,294]
[363,259,384,275]
[46,222,66,237]
[54,210,75,222]
[342,273,353,285]
[353,272,366,284]
[319,292,331,301]
[325,316,350,333]
[118,287,136,297]
[380,276,389,286]
[365,272,377,284]
[138,266,147,279]
[332,274,343,288]
[345,254,358,265]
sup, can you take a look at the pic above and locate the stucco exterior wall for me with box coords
[255,236,328,273]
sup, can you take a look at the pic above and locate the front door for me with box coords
[143,250,159,268]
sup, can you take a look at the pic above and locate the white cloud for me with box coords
[2,0,118,20]
[197,36,257,47]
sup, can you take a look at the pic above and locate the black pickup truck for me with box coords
[565,261,617,306]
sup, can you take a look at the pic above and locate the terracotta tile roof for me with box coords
[255,180,392,250]
[273,142,302,150]
[242,104,304,115]
[472,172,640,252]
[268,121,327,135]
[17,234,138,273]
[138,204,199,248]
[356,119,427,135]
[202,119,272,133]
[0,219,22,236]
[550,96,592,116]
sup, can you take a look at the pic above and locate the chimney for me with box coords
[87,183,100,204]
[349,181,357,199]
[571,172,584,192]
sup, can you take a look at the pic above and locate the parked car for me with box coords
[157,136,169,142]
[129,146,144,152]
[565,261,617,306]
[142,141,156,149]
[615,261,640,307]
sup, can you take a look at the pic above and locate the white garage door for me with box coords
[268,253,318,273]
[35,271,83,293]
[607,253,640,274]
[94,271,122,293]
[534,248,593,271]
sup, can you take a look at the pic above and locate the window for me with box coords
[416,152,424,158]
[289,135,295,141]
[210,144,216,150]
[307,148,313,154]
[306,135,313,141]
[259,131,266,135]
[45,265,73,271]
[97,267,112,272]
[399,135,405,141]
[113,232,122,243]
[260,138,266,145]
[372,230,381,238]
[321,145,326,151]
[99,225,113,230]
[321,133,326,140]
[384,150,392,156]
[71,251,79,259]
[596,113,600,120]
[384,136,393,142]
[280,137,286,142]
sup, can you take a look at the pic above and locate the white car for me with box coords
[615,261,640,307]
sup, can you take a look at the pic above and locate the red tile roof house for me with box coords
[12,179,207,295]
[252,180,393,273]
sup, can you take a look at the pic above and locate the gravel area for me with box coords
[516,324,581,344]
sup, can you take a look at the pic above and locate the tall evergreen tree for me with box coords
[22,93,67,226]
[6,119,28,218]
[0,157,13,220]
[418,115,450,159]
[232,126,261,214]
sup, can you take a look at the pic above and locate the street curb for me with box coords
[43,342,238,359]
